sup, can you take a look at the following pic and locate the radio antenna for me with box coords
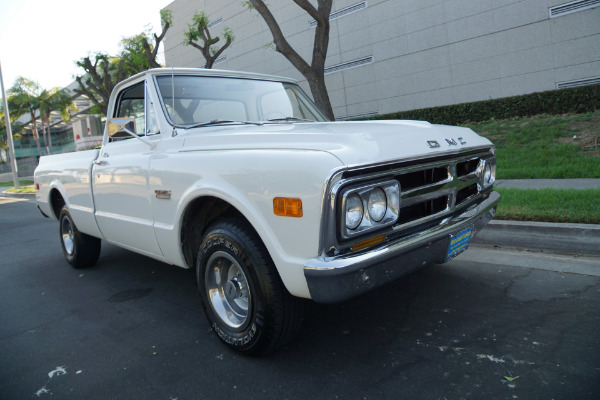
[171,55,177,136]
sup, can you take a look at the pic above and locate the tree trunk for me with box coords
[306,71,334,120]
[30,111,43,157]
[46,121,53,154]
[41,124,48,154]
[41,114,52,155]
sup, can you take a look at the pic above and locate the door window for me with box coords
[115,82,146,136]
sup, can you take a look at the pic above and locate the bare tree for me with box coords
[183,12,234,69]
[246,0,334,119]
[75,10,173,116]
[74,54,125,116]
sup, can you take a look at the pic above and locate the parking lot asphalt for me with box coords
[0,196,599,400]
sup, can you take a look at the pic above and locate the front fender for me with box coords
[150,148,343,298]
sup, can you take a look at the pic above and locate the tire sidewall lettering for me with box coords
[211,322,259,348]
[202,236,239,256]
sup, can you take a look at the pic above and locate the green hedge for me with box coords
[359,84,600,125]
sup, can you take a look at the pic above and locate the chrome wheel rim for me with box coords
[61,216,75,256]
[205,251,251,329]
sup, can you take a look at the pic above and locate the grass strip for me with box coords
[5,186,35,194]
[496,188,600,224]
[467,112,600,179]
[0,180,34,187]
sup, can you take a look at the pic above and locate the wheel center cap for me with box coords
[225,279,241,300]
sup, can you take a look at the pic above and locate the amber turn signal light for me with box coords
[273,197,303,217]
[351,234,386,252]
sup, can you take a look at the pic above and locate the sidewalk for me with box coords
[495,178,600,190]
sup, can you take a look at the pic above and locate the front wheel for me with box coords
[196,219,303,355]
[59,207,101,268]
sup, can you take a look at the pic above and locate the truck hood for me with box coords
[181,120,493,167]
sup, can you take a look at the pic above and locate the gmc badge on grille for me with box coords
[428,138,467,148]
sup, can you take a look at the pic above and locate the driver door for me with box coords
[93,80,164,257]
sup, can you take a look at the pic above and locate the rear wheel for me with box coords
[59,207,101,268]
[196,219,303,355]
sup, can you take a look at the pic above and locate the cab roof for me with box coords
[122,67,298,86]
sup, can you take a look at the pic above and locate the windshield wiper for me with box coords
[183,120,263,129]
[266,117,313,123]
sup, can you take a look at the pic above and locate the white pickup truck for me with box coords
[35,68,500,355]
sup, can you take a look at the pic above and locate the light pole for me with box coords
[0,59,20,189]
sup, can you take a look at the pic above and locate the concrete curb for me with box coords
[473,220,600,256]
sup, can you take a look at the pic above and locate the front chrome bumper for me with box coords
[304,190,500,303]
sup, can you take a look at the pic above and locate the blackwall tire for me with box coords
[197,219,303,355]
[59,206,101,268]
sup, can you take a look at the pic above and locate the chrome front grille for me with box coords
[392,155,482,230]
[321,148,495,257]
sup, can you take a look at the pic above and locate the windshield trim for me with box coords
[152,74,330,128]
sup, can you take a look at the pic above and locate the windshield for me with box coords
[155,75,329,127]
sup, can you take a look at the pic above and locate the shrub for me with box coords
[359,84,600,125]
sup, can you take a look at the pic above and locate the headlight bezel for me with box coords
[340,179,401,240]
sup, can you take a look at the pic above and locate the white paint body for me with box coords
[35,69,495,299]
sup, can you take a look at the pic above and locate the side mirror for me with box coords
[107,118,136,139]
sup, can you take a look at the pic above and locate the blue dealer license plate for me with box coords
[446,225,473,261]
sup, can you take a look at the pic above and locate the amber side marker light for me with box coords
[352,234,386,252]
[273,197,303,217]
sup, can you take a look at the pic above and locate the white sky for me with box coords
[0,0,172,91]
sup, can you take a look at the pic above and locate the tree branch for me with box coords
[293,0,320,21]
[82,57,105,94]
[211,37,232,63]
[189,41,206,53]
[248,0,311,74]
[75,77,107,115]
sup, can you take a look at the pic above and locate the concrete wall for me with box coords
[162,0,600,119]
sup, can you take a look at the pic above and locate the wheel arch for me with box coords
[49,186,67,220]
[180,195,264,271]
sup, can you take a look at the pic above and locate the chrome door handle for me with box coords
[93,160,108,165]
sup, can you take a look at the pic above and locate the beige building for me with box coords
[162,0,600,119]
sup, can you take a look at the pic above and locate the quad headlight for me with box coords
[341,180,400,239]
[368,187,387,222]
[345,193,364,229]
[478,158,496,190]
